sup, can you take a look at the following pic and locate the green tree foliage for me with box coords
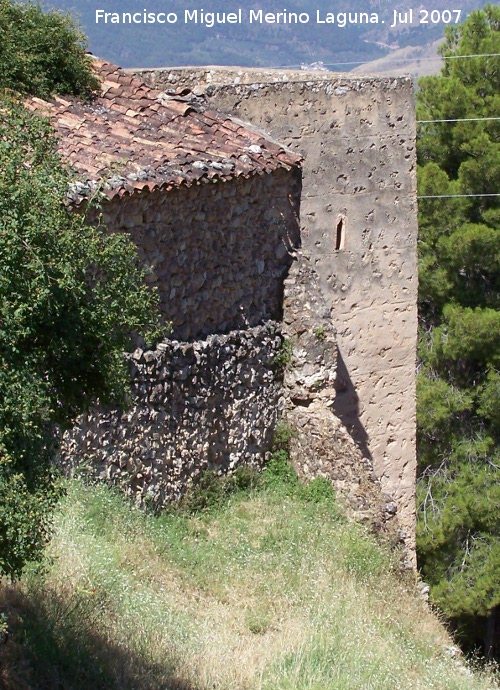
[0,101,160,577]
[416,5,500,657]
[0,0,99,98]
[0,0,159,579]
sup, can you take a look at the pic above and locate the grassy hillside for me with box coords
[0,466,498,689]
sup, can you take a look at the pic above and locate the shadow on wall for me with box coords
[333,351,372,462]
[105,168,303,343]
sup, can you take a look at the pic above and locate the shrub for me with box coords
[0,101,160,577]
[177,465,261,515]
[271,338,293,373]
[0,0,100,98]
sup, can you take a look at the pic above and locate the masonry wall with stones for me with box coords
[61,323,284,506]
[91,167,301,341]
[136,67,419,556]
[61,163,301,507]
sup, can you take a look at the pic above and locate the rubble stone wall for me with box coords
[60,323,284,506]
[91,167,301,341]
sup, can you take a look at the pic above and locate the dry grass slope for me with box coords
[0,472,498,690]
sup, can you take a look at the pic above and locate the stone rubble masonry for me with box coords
[60,323,284,507]
[61,66,417,564]
[88,167,301,341]
[60,145,301,516]
[283,253,338,411]
[135,66,418,559]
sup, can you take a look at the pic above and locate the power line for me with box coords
[279,52,499,202]
[418,117,500,124]
[280,52,500,70]
[325,51,500,67]
[426,52,500,61]
[418,193,500,199]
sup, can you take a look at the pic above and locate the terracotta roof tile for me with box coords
[26,59,301,203]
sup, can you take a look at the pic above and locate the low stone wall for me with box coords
[60,323,284,506]
[130,66,361,90]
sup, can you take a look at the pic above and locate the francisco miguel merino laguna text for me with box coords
[94,8,382,27]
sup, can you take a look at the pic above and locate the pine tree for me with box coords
[416,5,500,658]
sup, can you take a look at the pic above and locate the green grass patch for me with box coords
[0,466,498,689]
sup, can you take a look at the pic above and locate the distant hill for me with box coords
[45,0,487,70]
[349,38,444,80]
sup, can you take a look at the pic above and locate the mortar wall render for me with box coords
[281,252,402,556]
[136,68,418,552]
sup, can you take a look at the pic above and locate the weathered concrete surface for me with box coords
[136,67,419,557]
[282,252,403,560]
[288,400,403,554]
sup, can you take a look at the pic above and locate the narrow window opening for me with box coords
[335,217,345,250]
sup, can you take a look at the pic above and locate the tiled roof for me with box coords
[26,59,301,204]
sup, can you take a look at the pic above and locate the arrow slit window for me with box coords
[335,217,345,250]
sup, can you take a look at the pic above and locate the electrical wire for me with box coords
[418,194,500,199]
[417,117,500,123]
[280,51,500,202]
[279,52,500,70]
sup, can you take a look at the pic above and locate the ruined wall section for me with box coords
[136,67,418,551]
[91,168,300,341]
[60,324,284,506]
[62,153,302,512]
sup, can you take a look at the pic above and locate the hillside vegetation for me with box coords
[0,0,160,581]
[46,0,486,68]
[1,466,498,689]
[416,5,500,657]
[1,3,499,685]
